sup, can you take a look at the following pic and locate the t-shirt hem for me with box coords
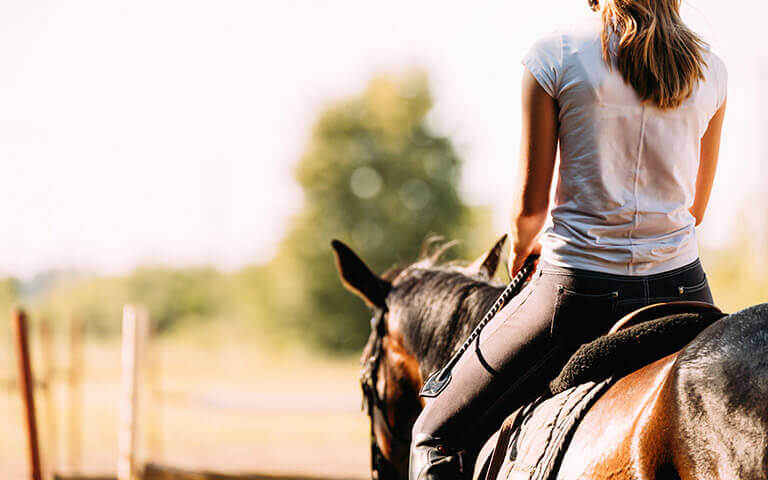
[540,247,701,277]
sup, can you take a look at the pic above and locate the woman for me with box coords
[409,0,727,478]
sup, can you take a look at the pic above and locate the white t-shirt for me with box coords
[522,17,728,275]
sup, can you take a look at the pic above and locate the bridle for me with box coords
[360,304,410,479]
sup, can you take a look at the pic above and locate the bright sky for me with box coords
[1,1,765,278]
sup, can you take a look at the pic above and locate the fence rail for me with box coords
[53,463,366,480]
[10,305,365,480]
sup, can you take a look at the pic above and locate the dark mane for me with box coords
[385,257,505,379]
[379,236,463,284]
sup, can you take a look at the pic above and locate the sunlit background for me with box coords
[2,1,766,479]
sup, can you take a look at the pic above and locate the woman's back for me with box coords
[524,17,728,275]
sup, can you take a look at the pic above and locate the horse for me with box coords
[332,236,768,480]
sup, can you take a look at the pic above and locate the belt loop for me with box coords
[643,278,650,305]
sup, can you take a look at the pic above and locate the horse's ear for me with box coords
[467,234,508,279]
[331,240,390,309]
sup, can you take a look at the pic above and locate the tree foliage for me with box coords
[42,267,228,335]
[275,70,487,351]
[24,71,496,352]
[0,278,18,311]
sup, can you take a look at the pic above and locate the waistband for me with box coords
[539,257,703,282]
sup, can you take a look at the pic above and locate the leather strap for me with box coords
[485,406,525,480]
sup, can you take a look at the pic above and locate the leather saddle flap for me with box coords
[494,378,614,480]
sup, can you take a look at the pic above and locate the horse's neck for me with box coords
[474,283,507,320]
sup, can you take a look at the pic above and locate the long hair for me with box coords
[590,0,708,110]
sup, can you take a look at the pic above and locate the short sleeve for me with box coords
[711,53,728,111]
[522,31,563,99]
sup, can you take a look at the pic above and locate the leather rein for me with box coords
[360,304,410,479]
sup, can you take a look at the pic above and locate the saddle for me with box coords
[481,301,725,480]
[608,300,721,334]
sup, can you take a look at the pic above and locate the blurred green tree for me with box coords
[274,70,492,351]
[0,278,19,310]
[29,71,495,349]
[0,278,19,343]
[42,267,228,335]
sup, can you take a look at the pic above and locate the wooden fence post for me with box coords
[39,316,58,478]
[146,320,163,463]
[67,315,83,473]
[12,307,43,480]
[118,305,147,480]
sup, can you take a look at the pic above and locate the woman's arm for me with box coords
[508,69,559,277]
[690,99,727,226]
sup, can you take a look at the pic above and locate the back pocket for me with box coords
[550,286,619,343]
[677,276,711,301]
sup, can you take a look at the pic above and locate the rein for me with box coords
[360,304,409,479]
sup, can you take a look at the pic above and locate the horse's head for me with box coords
[332,236,508,480]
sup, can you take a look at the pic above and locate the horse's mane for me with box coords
[380,239,505,379]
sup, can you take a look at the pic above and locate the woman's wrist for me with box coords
[508,240,542,277]
[512,241,533,257]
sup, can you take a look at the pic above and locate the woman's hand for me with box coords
[508,242,542,279]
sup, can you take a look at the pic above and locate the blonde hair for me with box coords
[591,0,708,110]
